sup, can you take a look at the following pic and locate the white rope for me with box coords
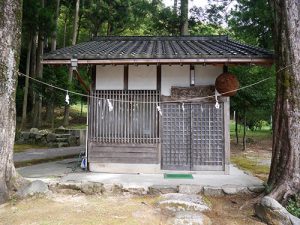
[1,61,299,104]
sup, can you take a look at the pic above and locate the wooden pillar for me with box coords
[124,65,128,90]
[224,97,230,174]
[156,65,161,92]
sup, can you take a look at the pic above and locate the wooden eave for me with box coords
[42,57,273,65]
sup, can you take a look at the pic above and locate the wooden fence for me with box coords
[88,90,160,144]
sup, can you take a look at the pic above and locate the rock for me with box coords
[46,133,57,142]
[179,185,203,195]
[103,184,123,194]
[39,129,50,135]
[248,185,265,193]
[21,132,30,140]
[29,132,37,138]
[35,134,43,140]
[167,212,212,225]
[17,180,49,197]
[290,214,300,225]
[159,193,210,213]
[55,182,82,191]
[39,137,48,145]
[255,196,300,225]
[124,187,147,195]
[58,142,69,148]
[15,138,25,144]
[48,142,59,148]
[30,128,39,133]
[68,136,77,146]
[55,126,67,134]
[148,185,178,195]
[203,186,224,196]
[80,182,103,195]
[221,185,248,195]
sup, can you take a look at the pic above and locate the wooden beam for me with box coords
[42,58,274,65]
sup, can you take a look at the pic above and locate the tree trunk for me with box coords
[72,0,80,45]
[46,0,60,127]
[32,0,45,128]
[63,14,68,48]
[51,0,60,51]
[30,33,37,119]
[20,38,32,130]
[235,111,239,144]
[267,0,300,204]
[63,67,73,127]
[174,0,178,14]
[243,111,246,151]
[63,0,80,126]
[32,31,44,128]
[0,0,26,204]
[180,0,189,35]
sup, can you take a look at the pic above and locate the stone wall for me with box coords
[16,127,85,148]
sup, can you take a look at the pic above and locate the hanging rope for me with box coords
[0,61,299,104]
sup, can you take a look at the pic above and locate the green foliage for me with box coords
[36,66,91,108]
[286,197,300,218]
[228,0,273,49]
[230,66,275,130]
[38,66,71,107]
[150,6,180,35]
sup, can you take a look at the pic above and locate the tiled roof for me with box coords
[44,36,273,60]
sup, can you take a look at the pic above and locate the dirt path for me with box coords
[0,194,166,225]
[0,193,266,225]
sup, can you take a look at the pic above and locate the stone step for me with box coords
[58,142,69,148]
[56,137,68,142]
[55,133,71,137]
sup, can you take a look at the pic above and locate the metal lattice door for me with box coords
[161,103,191,170]
[191,103,224,171]
[161,102,224,171]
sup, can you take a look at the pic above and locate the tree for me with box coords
[0,0,25,204]
[63,0,81,127]
[228,0,273,49]
[180,0,189,35]
[267,0,300,203]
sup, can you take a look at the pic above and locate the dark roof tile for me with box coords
[44,35,273,60]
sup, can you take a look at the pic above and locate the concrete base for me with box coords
[89,163,228,174]
[89,163,161,174]
[17,160,264,195]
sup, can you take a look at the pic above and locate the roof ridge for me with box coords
[92,35,229,42]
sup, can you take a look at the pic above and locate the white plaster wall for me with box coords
[128,65,156,90]
[195,65,222,85]
[161,65,190,96]
[96,65,124,90]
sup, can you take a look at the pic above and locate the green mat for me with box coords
[164,173,193,179]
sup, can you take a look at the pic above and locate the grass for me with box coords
[230,120,272,141]
[286,198,300,218]
[70,103,88,116]
[231,156,270,176]
[0,194,167,225]
[14,155,78,168]
[14,144,48,153]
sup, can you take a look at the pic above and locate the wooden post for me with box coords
[224,97,230,174]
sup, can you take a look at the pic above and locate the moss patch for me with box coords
[0,194,166,225]
[15,155,77,168]
[14,144,48,153]
[231,155,270,181]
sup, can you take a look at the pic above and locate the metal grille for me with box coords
[191,103,224,171]
[88,90,160,144]
[161,102,224,171]
[161,103,191,170]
